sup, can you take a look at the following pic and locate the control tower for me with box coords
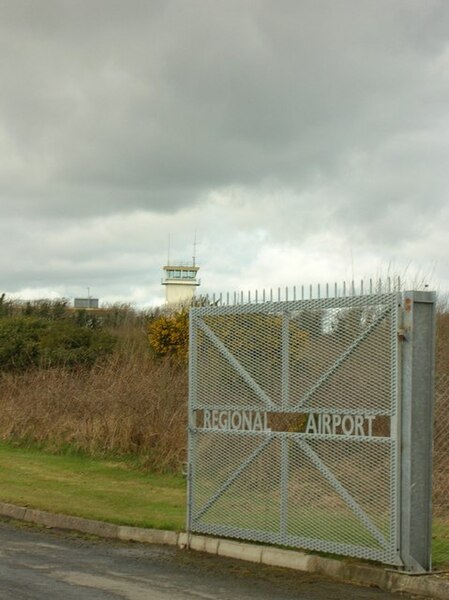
[162,236,201,305]
[162,261,200,305]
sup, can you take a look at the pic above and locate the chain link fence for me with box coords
[433,373,449,568]
[189,286,447,570]
[189,295,403,565]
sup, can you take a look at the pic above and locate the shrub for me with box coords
[0,317,116,371]
[0,317,44,370]
[148,309,189,360]
[0,293,15,318]
[22,298,70,320]
[38,321,116,368]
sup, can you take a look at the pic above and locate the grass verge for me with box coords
[0,442,185,531]
[432,519,449,568]
[0,442,448,569]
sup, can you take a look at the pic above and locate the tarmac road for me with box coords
[0,519,421,600]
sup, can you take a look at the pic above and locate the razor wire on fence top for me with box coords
[433,374,449,568]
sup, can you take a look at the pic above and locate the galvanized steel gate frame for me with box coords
[187,290,435,571]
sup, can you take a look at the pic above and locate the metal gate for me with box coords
[187,291,433,568]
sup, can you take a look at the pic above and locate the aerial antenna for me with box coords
[167,233,171,266]
[192,231,197,267]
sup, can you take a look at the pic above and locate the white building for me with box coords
[162,263,200,305]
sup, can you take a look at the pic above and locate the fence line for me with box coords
[202,277,403,307]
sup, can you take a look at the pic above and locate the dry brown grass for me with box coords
[0,352,187,472]
[436,309,449,375]
[0,302,188,472]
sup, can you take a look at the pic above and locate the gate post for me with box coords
[400,291,436,572]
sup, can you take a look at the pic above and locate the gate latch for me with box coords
[398,328,409,342]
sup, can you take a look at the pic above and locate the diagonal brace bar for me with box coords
[196,319,274,409]
[193,437,273,522]
[294,305,391,409]
[295,439,389,548]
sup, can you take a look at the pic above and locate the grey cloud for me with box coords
[1,0,449,221]
[1,1,449,300]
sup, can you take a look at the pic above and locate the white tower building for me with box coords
[162,262,200,305]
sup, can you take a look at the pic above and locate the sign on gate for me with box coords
[187,290,435,571]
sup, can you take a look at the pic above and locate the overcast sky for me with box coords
[1,0,449,306]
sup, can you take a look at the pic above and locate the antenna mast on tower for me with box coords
[162,233,200,305]
[192,232,197,267]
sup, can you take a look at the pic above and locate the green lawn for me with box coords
[0,442,447,569]
[0,442,186,531]
[432,518,449,568]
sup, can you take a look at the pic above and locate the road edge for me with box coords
[1,501,447,599]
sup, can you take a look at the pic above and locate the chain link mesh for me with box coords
[187,290,448,569]
[188,294,400,565]
[433,373,449,568]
